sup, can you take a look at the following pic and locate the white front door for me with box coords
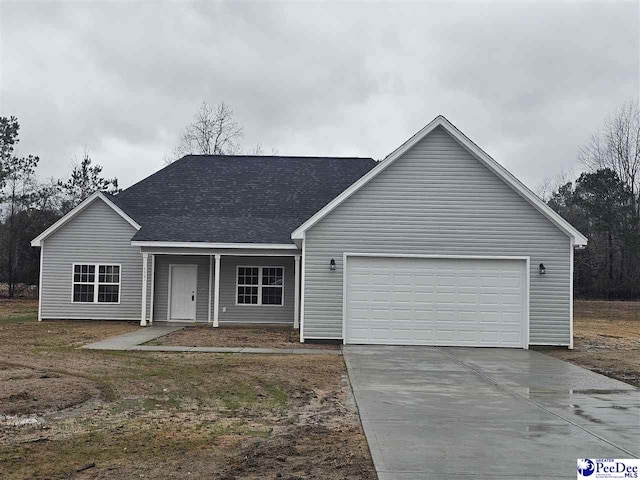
[344,256,527,348]
[169,265,197,320]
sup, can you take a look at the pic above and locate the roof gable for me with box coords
[291,116,588,245]
[31,192,141,247]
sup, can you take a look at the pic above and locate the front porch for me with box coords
[139,248,301,329]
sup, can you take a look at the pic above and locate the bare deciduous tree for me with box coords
[169,101,244,162]
[535,170,574,202]
[246,143,280,156]
[251,142,264,155]
[579,99,640,214]
[536,176,554,202]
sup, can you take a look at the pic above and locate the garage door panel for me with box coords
[345,256,527,348]
[501,293,522,304]
[370,274,393,285]
[390,293,412,304]
[501,311,522,321]
[458,292,480,303]
[458,312,479,323]
[500,332,523,342]
[414,274,435,284]
[349,293,372,303]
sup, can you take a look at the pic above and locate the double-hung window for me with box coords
[237,266,284,306]
[72,264,121,303]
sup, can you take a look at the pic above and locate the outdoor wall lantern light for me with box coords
[330,259,336,271]
[539,263,546,275]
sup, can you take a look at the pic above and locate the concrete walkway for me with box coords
[82,326,183,350]
[82,326,341,355]
[345,345,640,480]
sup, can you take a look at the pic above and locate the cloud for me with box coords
[0,0,638,190]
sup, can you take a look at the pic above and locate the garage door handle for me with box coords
[191,294,195,301]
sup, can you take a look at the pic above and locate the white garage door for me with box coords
[344,256,527,348]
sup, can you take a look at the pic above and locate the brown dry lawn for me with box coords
[546,300,640,387]
[149,325,339,349]
[0,299,374,480]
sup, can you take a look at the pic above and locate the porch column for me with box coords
[140,252,149,326]
[208,255,213,324]
[149,254,155,325]
[213,254,221,327]
[294,255,300,329]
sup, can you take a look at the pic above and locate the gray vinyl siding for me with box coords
[40,199,142,321]
[303,126,571,345]
[150,255,294,324]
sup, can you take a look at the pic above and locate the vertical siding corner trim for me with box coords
[300,233,306,343]
[569,238,575,350]
[38,241,44,322]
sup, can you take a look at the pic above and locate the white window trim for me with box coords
[235,265,285,306]
[71,263,122,305]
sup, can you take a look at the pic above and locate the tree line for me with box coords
[0,116,120,296]
[544,100,640,299]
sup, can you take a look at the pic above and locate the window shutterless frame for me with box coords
[71,263,122,305]
[235,265,285,306]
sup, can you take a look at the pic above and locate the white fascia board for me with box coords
[31,192,141,247]
[130,241,299,250]
[291,115,588,246]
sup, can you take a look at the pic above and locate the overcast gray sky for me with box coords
[1,1,638,191]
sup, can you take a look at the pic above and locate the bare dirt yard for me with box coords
[546,300,640,387]
[0,299,375,479]
[149,325,339,350]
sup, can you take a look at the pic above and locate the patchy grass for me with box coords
[0,300,374,479]
[2,424,217,478]
[148,324,339,350]
[546,300,640,387]
[0,299,38,324]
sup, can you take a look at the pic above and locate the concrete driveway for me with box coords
[344,346,640,480]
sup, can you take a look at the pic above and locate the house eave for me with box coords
[130,241,299,250]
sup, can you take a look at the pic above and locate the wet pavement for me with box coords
[344,346,640,479]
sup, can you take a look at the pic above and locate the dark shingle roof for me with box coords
[110,155,377,244]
